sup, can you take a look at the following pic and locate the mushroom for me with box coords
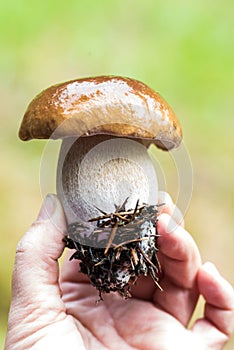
[19,75,182,299]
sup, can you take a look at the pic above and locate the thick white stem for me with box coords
[57,135,158,224]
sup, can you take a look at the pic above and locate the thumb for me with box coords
[10,194,67,313]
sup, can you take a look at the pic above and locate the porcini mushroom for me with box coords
[19,75,182,299]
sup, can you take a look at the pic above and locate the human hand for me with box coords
[5,194,234,350]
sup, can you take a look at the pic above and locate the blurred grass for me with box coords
[0,0,233,348]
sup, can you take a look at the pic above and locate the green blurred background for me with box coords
[1,0,233,348]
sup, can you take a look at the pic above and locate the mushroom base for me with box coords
[64,204,162,301]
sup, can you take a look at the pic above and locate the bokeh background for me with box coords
[1,0,233,348]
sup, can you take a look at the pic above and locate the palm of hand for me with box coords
[60,278,199,350]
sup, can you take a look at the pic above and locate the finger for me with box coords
[157,213,201,288]
[10,194,67,314]
[152,213,201,325]
[158,191,184,227]
[192,262,234,347]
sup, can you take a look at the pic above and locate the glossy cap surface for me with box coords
[19,76,182,150]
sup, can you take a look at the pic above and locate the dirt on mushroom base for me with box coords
[64,201,162,301]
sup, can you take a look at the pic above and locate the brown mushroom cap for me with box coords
[19,76,182,150]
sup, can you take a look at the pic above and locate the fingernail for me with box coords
[203,261,220,277]
[158,191,173,206]
[166,218,178,233]
[159,213,178,234]
[172,206,184,226]
[37,194,56,221]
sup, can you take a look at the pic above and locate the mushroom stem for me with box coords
[57,135,158,224]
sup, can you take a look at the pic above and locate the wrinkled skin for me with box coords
[5,193,234,350]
